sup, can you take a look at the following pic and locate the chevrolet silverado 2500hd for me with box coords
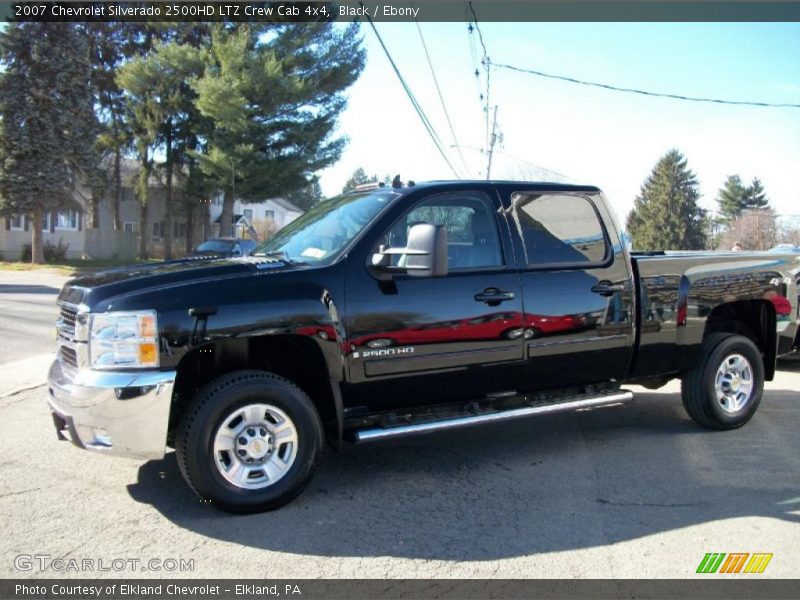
[48,181,800,512]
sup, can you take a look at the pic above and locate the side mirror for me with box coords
[370,223,448,279]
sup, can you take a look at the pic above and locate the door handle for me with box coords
[475,288,515,305]
[591,281,625,297]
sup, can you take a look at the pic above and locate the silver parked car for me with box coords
[192,238,258,258]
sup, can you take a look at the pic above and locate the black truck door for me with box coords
[504,189,636,391]
[343,188,525,413]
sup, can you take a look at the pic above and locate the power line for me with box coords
[493,62,800,109]
[494,149,574,182]
[467,2,488,61]
[465,14,487,173]
[467,2,493,153]
[451,144,573,182]
[413,17,472,176]
[363,13,462,178]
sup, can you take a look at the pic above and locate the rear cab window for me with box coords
[511,193,610,268]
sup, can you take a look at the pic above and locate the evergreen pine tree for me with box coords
[342,168,378,193]
[286,180,324,211]
[744,177,769,210]
[117,39,205,259]
[626,149,707,251]
[192,23,365,236]
[716,174,748,223]
[0,23,99,263]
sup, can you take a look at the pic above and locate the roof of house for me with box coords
[107,157,173,188]
[269,197,303,213]
[213,213,252,225]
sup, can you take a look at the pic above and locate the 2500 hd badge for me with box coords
[355,346,415,358]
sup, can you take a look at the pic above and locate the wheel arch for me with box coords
[702,299,776,380]
[170,334,343,448]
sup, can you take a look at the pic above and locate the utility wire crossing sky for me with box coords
[320,19,800,222]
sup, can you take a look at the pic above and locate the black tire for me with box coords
[681,333,764,430]
[175,370,323,513]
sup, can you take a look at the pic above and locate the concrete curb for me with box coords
[0,353,54,399]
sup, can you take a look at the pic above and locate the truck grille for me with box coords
[57,305,78,338]
[59,345,79,369]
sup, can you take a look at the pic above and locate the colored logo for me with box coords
[696,553,773,574]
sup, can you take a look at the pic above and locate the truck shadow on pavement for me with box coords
[128,390,800,561]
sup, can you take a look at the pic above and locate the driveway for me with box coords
[0,269,69,365]
[0,360,798,579]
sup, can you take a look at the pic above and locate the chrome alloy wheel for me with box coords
[714,353,755,414]
[212,404,298,489]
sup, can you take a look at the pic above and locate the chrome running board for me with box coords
[352,390,634,443]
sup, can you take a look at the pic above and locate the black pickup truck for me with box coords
[49,181,799,512]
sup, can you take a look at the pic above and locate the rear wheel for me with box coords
[176,370,323,513]
[681,333,764,430]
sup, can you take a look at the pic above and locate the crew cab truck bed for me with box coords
[48,180,800,512]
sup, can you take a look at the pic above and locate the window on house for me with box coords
[42,213,50,232]
[122,188,135,202]
[265,210,275,221]
[9,215,23,231]
[123,221,139,233]
[243,209,253,221]
[55,211,79,231]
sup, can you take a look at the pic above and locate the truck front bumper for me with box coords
[47,359,176,460]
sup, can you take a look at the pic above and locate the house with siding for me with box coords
[2,209,88,260]
[208,195,303,241]
[1,160,304,261]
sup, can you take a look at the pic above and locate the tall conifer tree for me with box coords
[192,23,365,236]
[0,23,98,263]
[626,149,707,251]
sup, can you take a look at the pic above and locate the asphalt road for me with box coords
[0,270,68,365]
[1,361,798,579]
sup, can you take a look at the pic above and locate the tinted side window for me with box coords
[513,193,608,267]
[380,192,503,270]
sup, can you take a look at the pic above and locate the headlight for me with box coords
[89,311,159,369]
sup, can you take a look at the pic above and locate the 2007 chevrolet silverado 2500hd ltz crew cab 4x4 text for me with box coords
[48,181,800,513]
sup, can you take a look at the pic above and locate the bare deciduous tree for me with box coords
[719,208,777,251]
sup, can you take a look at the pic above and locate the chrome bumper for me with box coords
[47,359,176,460]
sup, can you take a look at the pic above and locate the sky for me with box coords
[317,22,800,225]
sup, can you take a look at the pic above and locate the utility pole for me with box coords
[486,105,498,180]
[755,208,762,250]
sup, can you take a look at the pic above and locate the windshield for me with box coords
[255,191,398,263]
[196,240,235,252]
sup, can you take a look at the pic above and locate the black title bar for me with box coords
[4,1,800,22]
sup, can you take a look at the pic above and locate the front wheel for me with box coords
[176,370,323,513]
[681,333,764,430]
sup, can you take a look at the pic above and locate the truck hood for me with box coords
[57,256,295,308]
